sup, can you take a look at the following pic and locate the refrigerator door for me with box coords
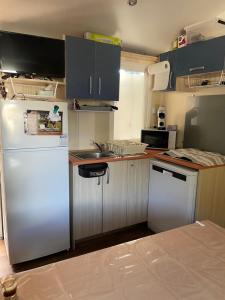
[2,147,70,264]
[0,100,68,150]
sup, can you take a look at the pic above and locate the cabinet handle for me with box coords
[89,76,93,95]
[189,66,205,73]
[97,177,101,185]
[98,77,102,95]
[106,167,110,184]
[169,71,173,89]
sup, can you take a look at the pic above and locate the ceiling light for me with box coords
[128,0,137,6]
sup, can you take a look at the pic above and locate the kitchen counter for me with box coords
[154,152,205,170]
[69,149,223,170]
[154,152,225,170]
[12,221,225,300]
[69,149,162,166]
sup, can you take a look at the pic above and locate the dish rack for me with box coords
[183,71,225,89]
[107,140,148,156]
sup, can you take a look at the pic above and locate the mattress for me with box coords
[8,221,225,300]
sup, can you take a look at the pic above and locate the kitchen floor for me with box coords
[0,223,153,276]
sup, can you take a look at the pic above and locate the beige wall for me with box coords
[68,109,113,150]
[151,92,196,148]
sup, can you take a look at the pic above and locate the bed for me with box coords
[7,221,225,299]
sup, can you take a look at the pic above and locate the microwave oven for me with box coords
[141,129,176,150]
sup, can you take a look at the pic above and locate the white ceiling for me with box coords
[1,0,225,55]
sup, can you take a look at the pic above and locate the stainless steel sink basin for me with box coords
[70,151,116,160]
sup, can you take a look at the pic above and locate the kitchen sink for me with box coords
[70,151,116,160]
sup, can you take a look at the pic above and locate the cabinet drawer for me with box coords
[176,37,225,76]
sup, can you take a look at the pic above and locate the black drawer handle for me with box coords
[152,165,187,182]
[189,66,205,72]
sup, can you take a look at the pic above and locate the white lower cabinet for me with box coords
[102,161,128,232]
[71,159,150,242]
[72,166,102,240]
[127,159,150,226]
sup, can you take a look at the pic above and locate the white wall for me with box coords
[68,109,113,150]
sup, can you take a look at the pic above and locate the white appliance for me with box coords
[148,160,198,233]
[157,106,166,130]
[141,129,176,150]
[0,100,70,264]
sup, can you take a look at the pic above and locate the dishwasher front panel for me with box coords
[148,160,198,233]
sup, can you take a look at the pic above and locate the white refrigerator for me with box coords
[0,100,70,264]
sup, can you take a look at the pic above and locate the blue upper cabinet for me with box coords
[65,36,121,100]
[65,36,95,99]
[159,51,177,91]
[94,42,121,100]
[160,35,225,90]
[176,36,225,76]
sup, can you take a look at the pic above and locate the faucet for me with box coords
[93,141,104,152]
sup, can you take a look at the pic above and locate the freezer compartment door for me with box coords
[0,100,68,149]
[3,148,70,264]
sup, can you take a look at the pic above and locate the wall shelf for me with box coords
[176,70,225,93]
[4,77,65,100]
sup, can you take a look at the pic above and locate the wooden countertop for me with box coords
[153,153,205,170]
[69,149,162,166]
[69,149,225,170]
[154,153,225,170]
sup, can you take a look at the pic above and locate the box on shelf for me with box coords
[84,32,122,46]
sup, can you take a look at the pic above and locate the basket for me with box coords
[183,71,225,89]
[107,140,148,156]
[9,78,58,99]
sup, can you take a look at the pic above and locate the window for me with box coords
[113,69,146,140]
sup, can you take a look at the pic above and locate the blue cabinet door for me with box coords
[176,43,205,76]
[65,36,95,99]
[160,51,177,91]
[94,43,121,101]
[176,36,225,76]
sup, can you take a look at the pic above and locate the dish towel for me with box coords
[164,148,225,167]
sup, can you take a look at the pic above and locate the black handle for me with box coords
[152,165,187,181]
[110,105,118,110]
